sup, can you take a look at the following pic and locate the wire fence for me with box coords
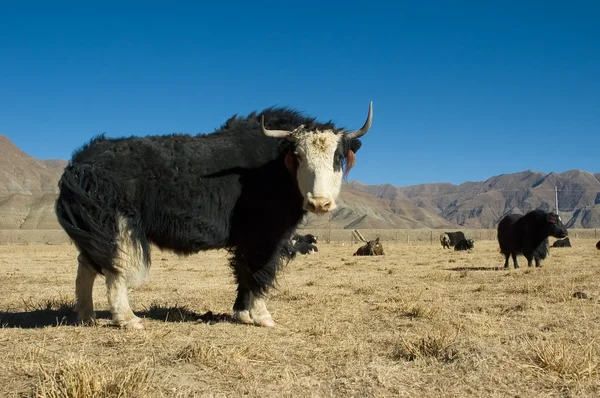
[0,228,598,245]
[298,228,600,244]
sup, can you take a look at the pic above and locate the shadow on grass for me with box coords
[0,299,235,329]
[445,266,506,272]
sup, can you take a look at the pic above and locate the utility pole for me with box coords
[555,186,559,214]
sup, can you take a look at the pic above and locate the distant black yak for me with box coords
[551,237,572,248]
[454,238,475,251]
[293,241,319,255]
[55,102,373,329]
[292,233,318,245]
[440,231,466,249]
[497,210,568,269]
[291,233,318,255]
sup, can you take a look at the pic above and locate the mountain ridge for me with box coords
[1,135,598,229]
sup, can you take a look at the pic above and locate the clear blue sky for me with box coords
[1,1,598,186]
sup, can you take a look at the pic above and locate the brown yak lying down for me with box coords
[353,237,385,256]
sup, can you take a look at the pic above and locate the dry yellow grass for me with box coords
[0,237,599,397]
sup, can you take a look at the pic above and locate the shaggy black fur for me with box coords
[551,237,572,248]
[497,210,568,269]
[596,240,600,250]
[55,106,364,315]
[454,239,474,251]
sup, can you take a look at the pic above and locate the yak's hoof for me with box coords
[252,314,275,328]
[250,308,275,327]
[111,317,144,330]
[233,310,254,325]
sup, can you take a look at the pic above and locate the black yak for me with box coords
[292,233,318,245]
[497,210,568,269]
[551,237,572,248]
[440,231,466,249]
[596,240,600,250]
[55,102,373,329]
[353,237,384,256]
[454,238,475,251]
[291,233,318,255]
[292,241,319,255]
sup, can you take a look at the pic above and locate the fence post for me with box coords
[430,230,433,245]
[407,233,410,244]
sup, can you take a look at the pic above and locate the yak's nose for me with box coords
[305,197,336,213]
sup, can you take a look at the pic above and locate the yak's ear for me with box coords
[343,150,356,178]
[284,151,296,174]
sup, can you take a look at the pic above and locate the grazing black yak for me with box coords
[440,231,466,249]
[454,238,475,251]
[497,210,568,269]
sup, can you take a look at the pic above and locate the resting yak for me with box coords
[497,210,568,269]
[353,237,385,256]
[290,233,319,255]
[55,102,373,329]
[596,240,600,250]
[292,233,318,245]
[552,237,572,248]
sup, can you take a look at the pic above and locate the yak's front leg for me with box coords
[230,250,278,328]
[232,286,253,325]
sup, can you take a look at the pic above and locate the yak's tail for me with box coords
[55,164,149,276]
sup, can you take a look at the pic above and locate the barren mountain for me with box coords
[0,135,598,230]
[347,169,600,228]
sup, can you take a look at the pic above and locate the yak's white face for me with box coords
[292,131,344,214]
[261,101,373,215]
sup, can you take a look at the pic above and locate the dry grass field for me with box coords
[0,237,599,397]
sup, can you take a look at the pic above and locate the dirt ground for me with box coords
[0,238,599,397]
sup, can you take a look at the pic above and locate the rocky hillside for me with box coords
[0,135,598,229]
[0,136,67,229]
[346,169,600,228]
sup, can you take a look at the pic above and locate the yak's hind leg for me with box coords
[106,217,149,330]
[503,252,510,268]
[75,254,98,325]
[512,253,519,269]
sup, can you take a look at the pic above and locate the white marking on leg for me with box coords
[105,271,143,329]
[249,293,275,327]
[116,216,148,288]
[105,216,148,329]
[75,255,97,325]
